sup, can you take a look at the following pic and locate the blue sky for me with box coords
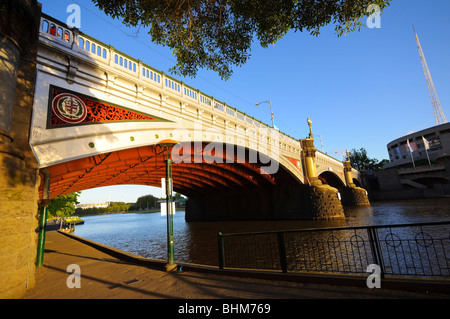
[38,0,450,203]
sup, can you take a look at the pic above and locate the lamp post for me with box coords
[157,139,178,272]
[307,118,313,139]
[255,100,275,128]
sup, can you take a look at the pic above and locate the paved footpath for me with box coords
[23,231,449,300]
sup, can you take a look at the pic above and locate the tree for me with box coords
[106,202,131,212]
[47,192,81,219]
[129,194,158,210]
[92,0,391,79]
[347,148,388,172]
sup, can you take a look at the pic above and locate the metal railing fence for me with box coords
[218,221,450,278]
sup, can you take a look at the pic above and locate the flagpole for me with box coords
[407,139,416,168]
[409,149,416,168]
[425,148,431,167]
[422,136,431,167]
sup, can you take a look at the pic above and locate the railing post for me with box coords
[36,205,48,267]
[367,227,385,279]
[36,169,51,267]
[218,232,225,269]
[277,232,288,273]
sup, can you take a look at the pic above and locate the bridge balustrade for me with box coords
[142,66,161,85]
[214,101,224,112]
[40,15,73,45]
[183,86,198,102]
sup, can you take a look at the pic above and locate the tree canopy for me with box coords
[92,0,391,79]
[47,192,81,218]
[347,148,388,172]
[129,194,158,211]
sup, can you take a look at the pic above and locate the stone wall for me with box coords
[340,186,370,206]
[0,154,40,298]
[0,0,41,299]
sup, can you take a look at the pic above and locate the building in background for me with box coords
[368,122,450,200]
[366,28,450,200]
[386,122,450,167]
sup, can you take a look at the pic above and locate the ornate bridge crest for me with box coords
[47,85,170,128]
[52,93,87,124]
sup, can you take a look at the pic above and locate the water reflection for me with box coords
[73,198,450,266]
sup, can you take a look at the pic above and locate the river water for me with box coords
[73,198,450,266]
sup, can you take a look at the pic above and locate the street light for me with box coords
[157,139,178,272]
[307,118,313,138]
[255,100,275,128]
[306,118,325,153]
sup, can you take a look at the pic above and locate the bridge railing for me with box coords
[38,14,305,157]
[218,221,450,278]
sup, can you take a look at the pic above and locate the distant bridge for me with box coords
[31,13,362,220]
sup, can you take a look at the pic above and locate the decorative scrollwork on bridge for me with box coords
[48,86,169,127]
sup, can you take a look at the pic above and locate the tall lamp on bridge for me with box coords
[157,139,178,272]
[256,100,275,128]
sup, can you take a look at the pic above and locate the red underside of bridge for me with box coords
[39,143,295,200]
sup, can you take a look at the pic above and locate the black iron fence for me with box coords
[218,221,450,278]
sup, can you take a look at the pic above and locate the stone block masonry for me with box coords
[340,187,370,207]
[0,160,40,298]
[0,0,42,298]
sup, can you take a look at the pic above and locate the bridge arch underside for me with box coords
[40,142,315,221]
[318,171,346,190]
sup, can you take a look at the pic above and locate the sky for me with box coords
[37,0,450,204]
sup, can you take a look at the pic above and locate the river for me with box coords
[73,198,450,266]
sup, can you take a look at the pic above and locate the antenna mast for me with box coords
[413,25,447,125]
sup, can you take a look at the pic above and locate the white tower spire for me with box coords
[413,25,447,125]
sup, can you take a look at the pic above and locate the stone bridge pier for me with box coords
[340,156,371,206]
[0,0,42,299]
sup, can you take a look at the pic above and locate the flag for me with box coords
[406,139,416,168]
[406,139,413,153]
[422,136,430,150]
[422,136,431,167]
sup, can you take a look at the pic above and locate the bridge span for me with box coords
[30,13,368,221]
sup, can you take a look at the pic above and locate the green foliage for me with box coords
[92,0,391,80]
[47,192,81,219]
[75,206,104,216]
[128,194,158,211]
[75,201,132,215]
[106,201,131,212]
[347,148,388,172]
[65,217,84,224]
[75,192,186,215]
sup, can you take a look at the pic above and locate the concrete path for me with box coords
[23,231,449,300]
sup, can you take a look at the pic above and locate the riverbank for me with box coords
[76,208,161,218]
[23,230,449,300]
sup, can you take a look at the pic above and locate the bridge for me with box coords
[30,13,367,221]
[0,3,370,298]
